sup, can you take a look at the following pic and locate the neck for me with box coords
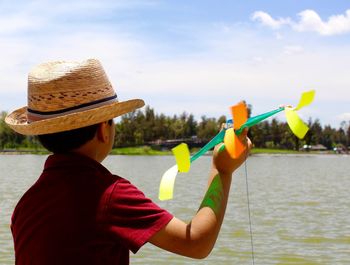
[71,140,105,163]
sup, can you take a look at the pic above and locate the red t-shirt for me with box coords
[11,153,173,265]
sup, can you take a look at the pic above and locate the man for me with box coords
[6,58,251,265]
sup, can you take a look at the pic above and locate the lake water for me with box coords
[0,154,349,264]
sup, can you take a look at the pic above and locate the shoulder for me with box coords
[99,175,171,218]
[104,176,147,206]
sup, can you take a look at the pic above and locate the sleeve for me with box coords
[102,177,173,253]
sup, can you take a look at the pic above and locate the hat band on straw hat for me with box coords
[27,94,118,122]
[5,59,145,135]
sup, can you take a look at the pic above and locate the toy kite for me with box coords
[159,90,315,200]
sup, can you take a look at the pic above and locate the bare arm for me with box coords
[149,130,252,259]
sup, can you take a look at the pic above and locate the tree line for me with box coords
[1,106,349,151]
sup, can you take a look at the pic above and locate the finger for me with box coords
[246,137,252,149]
[217,143,226,154]
[237,128,248,139]
[243,138,252,157]
[220,123,226,131]
[279,104,292,109]
[241,135,251,150]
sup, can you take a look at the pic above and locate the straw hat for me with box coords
[5,59,144,135]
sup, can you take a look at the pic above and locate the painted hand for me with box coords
[212,129,252,176]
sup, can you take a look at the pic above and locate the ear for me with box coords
[96,122,109,143]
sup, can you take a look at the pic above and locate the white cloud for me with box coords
[0,0,159,36]
[252,56,263,63]
[251,11,291,29]
[0,14,44,34]
[252,9,350,36]
[274,32,283,40]
[283,45,304,55]
[1,25,350,126]
[294,9,350,35]
[337,113,350,122]
[0,1,349,128]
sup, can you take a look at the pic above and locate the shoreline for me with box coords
[0,146,343,156]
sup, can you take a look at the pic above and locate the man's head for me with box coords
[5,59,144,158]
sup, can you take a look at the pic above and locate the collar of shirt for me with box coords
[43,152,112,176]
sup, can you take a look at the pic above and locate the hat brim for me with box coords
[5,99,145,135]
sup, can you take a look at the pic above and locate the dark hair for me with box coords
[38,120,113,153]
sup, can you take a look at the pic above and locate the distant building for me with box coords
[148,136,205,150]
[333,144,348,154]
[310,144,327,151]
[301,144,327,151]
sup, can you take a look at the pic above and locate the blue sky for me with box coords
[1,0,349,128]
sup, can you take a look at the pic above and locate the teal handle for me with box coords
[189,107,284,163]
[190,129,226,163]
[235,107,284,135]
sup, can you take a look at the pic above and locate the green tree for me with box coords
[0,111,26,149]
[115,111,139,147]
[270,118,282,148]
[340,121,350,150]
[197,116,220,141]
[184,113,197,138]
[305,118,322,145]
[320,125,335,149]
[170,115,186,139]
[153,113,169,140]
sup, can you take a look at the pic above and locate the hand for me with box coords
[212,129,252,176]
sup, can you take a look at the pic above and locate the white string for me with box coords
[244,157,255,264]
